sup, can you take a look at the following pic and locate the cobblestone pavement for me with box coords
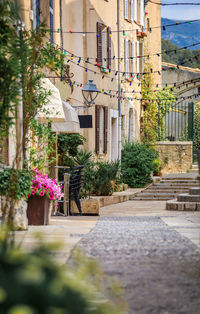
[78,216,200,314]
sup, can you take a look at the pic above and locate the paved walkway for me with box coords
[77,201,200,313]
[15,216,97,264]
[15,199,200,313]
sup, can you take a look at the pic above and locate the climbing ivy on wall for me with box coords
[141,54,176,144]
[193,102,200,157]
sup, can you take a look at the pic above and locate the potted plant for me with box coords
[0,167,32,230]
[27,169,64,225]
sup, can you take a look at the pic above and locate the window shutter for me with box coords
[97,22,103,67]
[124,38,129,79]
[140,0,144,26]
[140,42,144,74]
[130,0,134,22]
[124,0,128,19]
[103,106,108,154]
[137,40,140,74]
[134,0,137,22]
[131,41,134,76]
[107,27,111,70]
[95,105,100,154]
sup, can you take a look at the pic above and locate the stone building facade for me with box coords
[2,0,162,166]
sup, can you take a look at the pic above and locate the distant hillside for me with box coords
[162,39,200,69]
[161,18,200,51]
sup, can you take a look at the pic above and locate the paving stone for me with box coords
[76,216,200,314]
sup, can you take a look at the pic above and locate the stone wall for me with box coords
[155,142,193,173]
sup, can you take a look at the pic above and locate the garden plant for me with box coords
[121,142,156,188]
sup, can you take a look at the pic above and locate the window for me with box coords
[129,41,134,77]
[136,40,140,74]
[128,108,135,141]
[97,22,111,70]
[124,0,128,20]
[95,105,108,154]
[125,40,134,80]
[125,0,134,22]
[124,38,129,79]
[136,40,144,75]
[32,0,40,29]
[140,0,144,26]
[134,0,137,22]
[49,0,53,43]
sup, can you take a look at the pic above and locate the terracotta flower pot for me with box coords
[27,195,50,225]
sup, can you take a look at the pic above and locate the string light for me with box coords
[46,37,200,85]
[149,1,200,6]
[47,19,200,35]
[49,75,200,97]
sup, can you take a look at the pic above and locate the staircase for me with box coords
[133,174,199,201]
[166,184,200,211]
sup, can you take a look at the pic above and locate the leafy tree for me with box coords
[0,0,66,170]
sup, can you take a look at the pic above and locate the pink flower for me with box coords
[31,191,35,195]
[49,193,54,200]
[40,191,44,196]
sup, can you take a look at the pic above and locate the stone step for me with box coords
[166,199,200,211]
[146,189,189,194]
[134,192,176,199]
[177,194,200,202]
[151,184,190,189]
[153,183,199,188]
[134,196,173,200]
[189,187,200,195]
[160,179,198,184]
[162,177,197,181]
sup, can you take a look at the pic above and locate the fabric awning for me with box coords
[52,101,80,133]
[38,78,65,122]
[38,79,80,133]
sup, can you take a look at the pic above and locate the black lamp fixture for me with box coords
[82,80,99,107]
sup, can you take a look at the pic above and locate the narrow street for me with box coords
[76,201,200,314]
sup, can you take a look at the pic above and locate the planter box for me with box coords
[27,195,50,225]
[70,199,99,215]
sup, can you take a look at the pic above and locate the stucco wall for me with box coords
[155,141,193,173]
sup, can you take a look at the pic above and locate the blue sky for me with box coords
[161,0,200,20]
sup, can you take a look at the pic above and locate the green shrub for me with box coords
[121,142,156,188]
[57,133,86,167]
[0,232,126,314]
[81,160,120,197]
[0,168,32,200]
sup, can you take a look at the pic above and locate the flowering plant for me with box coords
[29,169,64,202]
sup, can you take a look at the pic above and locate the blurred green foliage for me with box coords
[0,168,32,200]
[0,231,126,314]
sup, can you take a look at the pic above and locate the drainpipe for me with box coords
[117,0,121,160]
[60,0,63,80]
